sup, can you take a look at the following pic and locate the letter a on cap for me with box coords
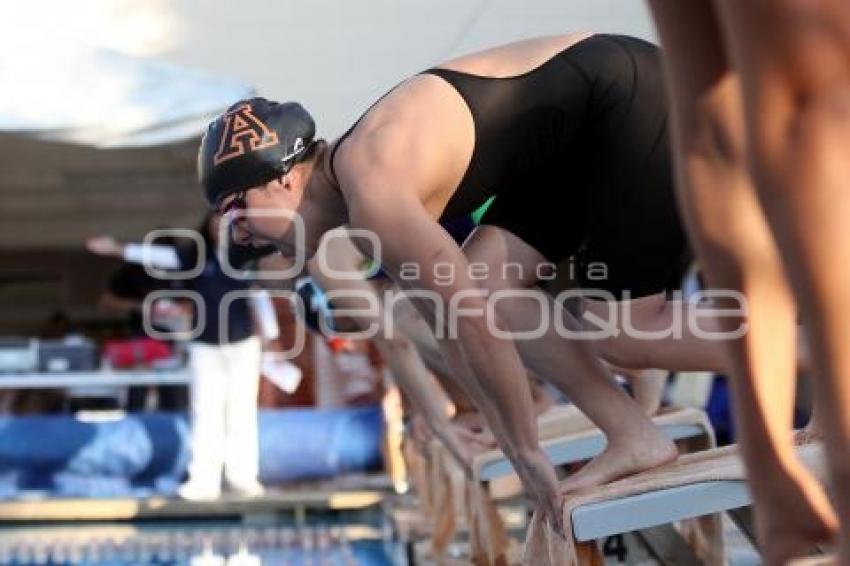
[214,103,280,165]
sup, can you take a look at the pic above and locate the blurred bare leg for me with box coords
[714,0,850,558]
[648,1,837,562]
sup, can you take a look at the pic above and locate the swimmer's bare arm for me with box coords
[306,234,482,465]
[335,134,562,524]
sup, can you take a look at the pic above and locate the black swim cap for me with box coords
[198,97,316,208]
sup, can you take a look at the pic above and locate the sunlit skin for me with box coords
[215,36,649,530]
[210,32,829,532]
[215,123,679,532]
[647,0,850,563]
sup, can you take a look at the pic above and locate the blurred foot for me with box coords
[558,427,677,495]
[794,411,823,445]
[227,478,265,498]
[177,480,221,501]
[754,466,837,566]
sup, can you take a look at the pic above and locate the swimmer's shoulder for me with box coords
[330,78,472,208]
[331,31,597,162]
[435,32,594,77]
[329,33,596,205]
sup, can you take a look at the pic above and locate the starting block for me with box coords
[476,405,714,481]
[523,442,827,565]
[425,405,717,565]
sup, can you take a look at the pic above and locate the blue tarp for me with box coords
[0,407,383,498]
[259,406,384,483]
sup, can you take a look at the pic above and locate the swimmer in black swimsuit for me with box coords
[197,33,723,531]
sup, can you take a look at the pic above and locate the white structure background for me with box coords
[6,0,657,139]
[0,1,656,326]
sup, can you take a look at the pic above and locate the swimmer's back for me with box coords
[330,34,595,217]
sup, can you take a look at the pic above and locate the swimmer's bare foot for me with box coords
[558,427,677,494]
[452,410,487,432]
[449,422,496,451]
[753,465,837,566]
[794,411,823,445]
[794,424,823,445]
[786,555,836,566]
[436,422,496,476]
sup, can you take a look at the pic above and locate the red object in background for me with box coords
[326,337,353,353]
[103,338,173,369]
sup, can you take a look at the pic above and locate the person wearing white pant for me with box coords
[87,213,280,501]
[184,336,263,499]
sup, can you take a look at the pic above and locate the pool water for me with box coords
[0,524,396,565]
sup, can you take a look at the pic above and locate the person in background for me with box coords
[96,242,188,411]
[87,212,280,500]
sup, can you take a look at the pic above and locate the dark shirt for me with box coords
[108,263,169,335]
[174,242,255,346]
